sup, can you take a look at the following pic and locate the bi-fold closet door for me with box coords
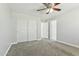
[16,14,41,42]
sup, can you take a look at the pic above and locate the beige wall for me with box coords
[57,7,79,46]
[0,4,16,56]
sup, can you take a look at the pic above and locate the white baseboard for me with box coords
[57,40,79,49]
[4,42,18,56]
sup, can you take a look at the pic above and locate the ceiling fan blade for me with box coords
[54,3,61,6]
[43,3,51,8]
[37,8,48,11]
[53,8,61,11]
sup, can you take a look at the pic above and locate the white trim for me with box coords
[57,40,79,49]
[4,42,17,56]
[11,42,18,45]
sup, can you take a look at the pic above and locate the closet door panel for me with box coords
[28,20,37,41]
[17,18,28,42]
[41,22,48,39]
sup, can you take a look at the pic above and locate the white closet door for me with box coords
[17,19,38,42]
[41,22,48,39]
[28,20,37,41]
[17,19,28,42]
[50,20,57,41]
[37,20,41,40]
[16,12,41,42]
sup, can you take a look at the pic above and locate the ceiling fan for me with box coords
[37,3,61,14]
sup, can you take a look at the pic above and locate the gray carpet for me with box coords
[6,39,79,56]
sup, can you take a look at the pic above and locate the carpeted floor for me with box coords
[6,39,79,56]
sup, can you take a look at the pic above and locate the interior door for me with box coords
[50,20,57,41]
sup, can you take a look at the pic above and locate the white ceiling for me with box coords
[8,3,79,20]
